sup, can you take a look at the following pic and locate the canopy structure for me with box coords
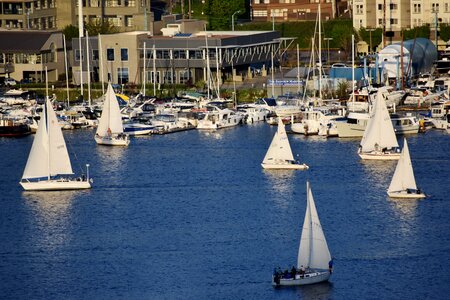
[378,38,437,78]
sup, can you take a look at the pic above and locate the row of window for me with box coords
[80,0,138,7]
[111,69,192,85]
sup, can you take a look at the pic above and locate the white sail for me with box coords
[22,98,73,179]
[263,118,295,164]
[360,90,398,152]
[297,182,331,270]
[388,139,418,193]
[96,83,124,136]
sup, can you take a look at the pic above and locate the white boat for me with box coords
[237,105,269,123]
[261,118,308,170]
[272,181,332,286]
[337,112,419,138]
[358,90,401,160]
[94,83,130,146]
[196,105,243,130]
[19,97,91,191]
[387,139,425,199]
[291,106,345,136]
[123,122,154,136]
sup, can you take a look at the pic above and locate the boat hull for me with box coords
[261,163,309,170]
[358,151,401,160]
[95,135,130,146]
[272,271,330,286]
[387,191,426,199]
[20,179,91,191]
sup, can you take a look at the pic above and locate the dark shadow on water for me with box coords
[274,281,334,299]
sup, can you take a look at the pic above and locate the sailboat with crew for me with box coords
[387,138,425,198]
[358,90,400,160]
[20,96,91,191]
[261,118,308,170]
[272,181,332,286]
[95,83,130,146]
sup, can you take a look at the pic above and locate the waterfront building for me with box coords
[72,19,290,88]
[0,0,153,32]
[251,0,349,22]
[0,30,65,82]
[353,0,450,47]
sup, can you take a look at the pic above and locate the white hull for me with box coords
[261,162,309,170]
[358,150,401,160]
[20,179,91,191]
[272,271,330,286]
[336,122,365,138]
[387,190,426,199]
[95,134,130,146]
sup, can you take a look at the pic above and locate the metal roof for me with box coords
[0,31,55,53]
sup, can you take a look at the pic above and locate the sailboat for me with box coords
[94,83,130,146]
[20,97,91,191]
[261,118,308,170]
[387,138,425,198]
[358,90,400,160]
[272,181,332,286]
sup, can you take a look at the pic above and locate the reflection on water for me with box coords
[294,281,334,299]
[96,145,128,173]
[22,191,80,252]
[388,197,421,220]
[263,170,296,208]
[199,130,223,140]
[360,160,396,190]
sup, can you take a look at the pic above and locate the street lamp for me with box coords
[324,37,333,65]
[232,10,241,31]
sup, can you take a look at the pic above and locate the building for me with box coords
[353,0,450,43]
[0,30,65,82]
[71,20,291,90]
[251,0,349,22]
[0,0,153,32]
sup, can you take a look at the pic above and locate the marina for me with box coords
[0,123,449,298]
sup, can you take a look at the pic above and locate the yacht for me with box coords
[291,106,346,136]
[196,105,243,130]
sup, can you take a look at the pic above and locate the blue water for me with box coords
[1,125,449,299]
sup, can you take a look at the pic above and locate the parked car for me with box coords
[4,78,17,86]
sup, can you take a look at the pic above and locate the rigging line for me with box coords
[65,133,85,175]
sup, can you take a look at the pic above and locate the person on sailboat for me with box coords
[328,258,334,274]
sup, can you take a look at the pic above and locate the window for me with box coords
[253,10,267,17]
[389,4,397,10]
[390,19,398,25]
[179,69,191,84]
[356,5,363,14]
[117,67,129,83]
[121,48,128,61]
[413,4,421,13]
[125,15,133,27]
[432,3,439,13]
[378,4,382,10]
[107,48,114,61]
[75,49,84,61]
[378,18,383,25]
[445,3,449,12]
[92,49,99,61]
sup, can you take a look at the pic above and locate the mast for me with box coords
[99,34,105,95]
[143,42,146,97]
[297,44,300,94]
[78,0,84,96]
[205,28,211,100]
[318,4,322,100]
[271,44,275,98]
[352,34,355,110]
[215,47,220,99]
[45,66,50,180]
[86,31,91,106]
[153,44,156,96]
[63,34,70,108]
[307,181,313,267]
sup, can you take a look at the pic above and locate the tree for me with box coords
[62,24,79,40]
[203,0,245,30]
[359,28,382,52]
[402,25,430,40]
[439,23,450,43]
[85,19,119,35]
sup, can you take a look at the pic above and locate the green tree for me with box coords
[358,28,382,52]
[85,19,119,35]
[402,25,430,40]
[439,23,450,43]
[203,0,245,30]
[62,24,79,40]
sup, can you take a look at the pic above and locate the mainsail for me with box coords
[96,83,124,136]
[388,138,418,193]
[22,97,73,179]
[263,118,295,163]
[360,90,399,152]
[297,182,331,270]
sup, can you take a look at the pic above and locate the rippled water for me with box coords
[1,125,449,299]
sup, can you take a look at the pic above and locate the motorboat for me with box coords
[196,105,243,130]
